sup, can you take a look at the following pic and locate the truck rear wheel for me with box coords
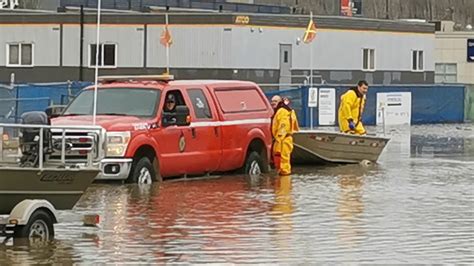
[129,157,157,184]
[244,151,264,176]
[14,209,54,246]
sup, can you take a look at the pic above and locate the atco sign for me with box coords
[234,16,250,24]
[0,0,19,9]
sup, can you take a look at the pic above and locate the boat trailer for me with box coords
[0,113,105,245]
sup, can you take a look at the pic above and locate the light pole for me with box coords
[92,0,102,126]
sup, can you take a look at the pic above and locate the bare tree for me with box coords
[255,0,474,26]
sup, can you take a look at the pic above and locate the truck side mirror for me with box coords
[45,105,67,119]
[161,106,191,127]
[175,106,191,126]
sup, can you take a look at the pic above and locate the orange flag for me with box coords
[160,26,173,47]
[303,19,317,44]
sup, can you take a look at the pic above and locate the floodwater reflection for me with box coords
[271,175,294,259]
[336,167,366,248]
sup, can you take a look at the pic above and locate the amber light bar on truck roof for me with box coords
[98,74,175,83]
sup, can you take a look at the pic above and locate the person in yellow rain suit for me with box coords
[271,96,300,176]
[338,80,369,135]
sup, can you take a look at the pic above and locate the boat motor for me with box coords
[45,105,66,119]
[19,111,52,167]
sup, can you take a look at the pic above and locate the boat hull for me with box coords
[0,168,98,214]
[292,131,390,164]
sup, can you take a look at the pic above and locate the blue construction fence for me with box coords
[0,82,467,127]
[0,81,92,123]
[265,85,466,128]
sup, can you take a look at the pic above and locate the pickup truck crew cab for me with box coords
[52,75,273,183]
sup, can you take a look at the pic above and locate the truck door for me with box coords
[184,87,222,174]
[154,89,194,177]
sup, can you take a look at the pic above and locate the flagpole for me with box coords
[310,11,314,130]
[92,0,102,126]
[165,13,170,74]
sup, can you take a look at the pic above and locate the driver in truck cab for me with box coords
[162,94,177,125]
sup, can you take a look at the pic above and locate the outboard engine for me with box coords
[19,111,52,167]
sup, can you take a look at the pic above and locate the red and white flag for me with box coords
[160,26,173,47]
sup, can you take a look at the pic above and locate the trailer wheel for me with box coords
[129,157,157,184]
[244,151,264,177]
[14,209,54,245]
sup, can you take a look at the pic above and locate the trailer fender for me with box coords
[8,199,58,225]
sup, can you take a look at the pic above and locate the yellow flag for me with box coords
[303,19,317,44]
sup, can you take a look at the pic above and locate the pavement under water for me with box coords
[1,124,473,264]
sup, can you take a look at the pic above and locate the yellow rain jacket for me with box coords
[338,88,366,135]
[272,105,299,175]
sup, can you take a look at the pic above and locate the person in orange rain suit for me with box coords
[338,80,369,135]
[271,96,300,176]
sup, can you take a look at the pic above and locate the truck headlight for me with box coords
[106,132,130,157]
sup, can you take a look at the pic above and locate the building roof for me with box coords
[0,12,434,33]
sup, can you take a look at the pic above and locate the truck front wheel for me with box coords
[128,157,157,184]
[244,151,264,176]
[14,209,55,246]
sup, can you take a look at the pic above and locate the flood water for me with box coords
[1,124,473,264]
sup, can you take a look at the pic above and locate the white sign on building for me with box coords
[318,88,336,125]
[0,0,19,9]
[376,92,412,125]
[308,87,318,107]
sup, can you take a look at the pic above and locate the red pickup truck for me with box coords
[52,75,273,183]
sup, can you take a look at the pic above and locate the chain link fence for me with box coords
[0,81,92,124]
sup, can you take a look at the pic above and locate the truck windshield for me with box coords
[63,88,161,117]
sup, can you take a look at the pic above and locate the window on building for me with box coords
[362,48,375,71]
[412,50,424,71]
[435,63,457,83]
[89,43,117,68]
[7,43,33,67]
